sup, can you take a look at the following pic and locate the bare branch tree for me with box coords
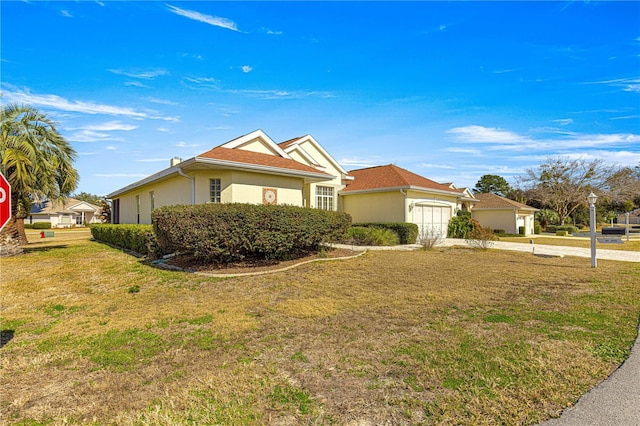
[516,157,608,225]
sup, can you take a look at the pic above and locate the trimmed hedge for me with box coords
[547,225,578,234]
[31,222,52,229]
[351,222,418,244]
[90,224,162,258]
[152,203,351,263]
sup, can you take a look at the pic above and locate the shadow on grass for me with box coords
[23,244,70,254]
[0,330,14,348]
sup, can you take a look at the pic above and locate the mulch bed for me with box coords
[162,248,361,275]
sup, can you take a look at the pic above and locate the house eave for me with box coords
[340,185,463,197]
[107,156,335,199]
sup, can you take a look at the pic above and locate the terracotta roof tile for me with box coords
[197,146,331,176]
[472,192,538,210]
[343,164,463,193]
[277,137,304,149]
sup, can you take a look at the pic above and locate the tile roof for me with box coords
[277,137,304,149]
[197,146,331,176]
[472,192,538,210]
[342,164,463,193]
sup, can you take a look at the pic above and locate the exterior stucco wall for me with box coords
[225,171,304,206]
[472,210,517,234]
[341,191,406,223]
[113,170,307,224]
[115,175,193,224]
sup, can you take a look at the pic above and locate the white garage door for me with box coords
[413,205,451,238]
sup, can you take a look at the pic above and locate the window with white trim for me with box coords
[316,186,334,210]
[210,179,221,203]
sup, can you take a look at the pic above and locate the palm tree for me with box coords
[0,103,78,255]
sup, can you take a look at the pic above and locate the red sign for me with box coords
[0,172,11,232]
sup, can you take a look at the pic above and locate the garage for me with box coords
[413,205,451,238]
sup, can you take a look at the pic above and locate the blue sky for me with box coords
[2,1,639,196]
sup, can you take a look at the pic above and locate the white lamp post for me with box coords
[588,192,598,268]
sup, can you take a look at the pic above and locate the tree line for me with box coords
[474,159,640,228]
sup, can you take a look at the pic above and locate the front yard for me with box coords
[1,233,640,424]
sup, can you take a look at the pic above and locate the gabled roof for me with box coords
[278,134,349,176]
[31,198,99,215]
[197,146,332,176]
[472,192,538,211]
[342,164,464,195]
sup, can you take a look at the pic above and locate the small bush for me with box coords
[518,226,526,236]
[345,227,399,246]
[90,224,162,258]
[23,223,33,229]
[466,226,497,250]
[417,227,443,250]
[153,204,351,263]
[32,222,52,229]
[534,222,542,234]
[351,222,418,244]
[493,229,505,235]
[556,230,568,237]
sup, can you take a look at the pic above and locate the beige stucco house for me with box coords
[28,198,101,228]
[471,192,538,236]
[107,130,350,224]
[340,164,476,238]
[108,130,541,239]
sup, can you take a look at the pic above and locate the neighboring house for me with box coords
[617,209,640,225]
[28,198,101,228]
[106,130,350,224]
[471,193,539,236]
[340,164,476,238]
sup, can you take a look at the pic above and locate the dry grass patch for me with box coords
[1,238,639,425]
[500,235,640,251]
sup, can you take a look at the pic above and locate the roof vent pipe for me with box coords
[170,157,183,167]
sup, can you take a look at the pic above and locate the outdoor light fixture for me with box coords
[588,192,598,268]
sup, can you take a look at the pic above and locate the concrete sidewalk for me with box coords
[439,239,640,263]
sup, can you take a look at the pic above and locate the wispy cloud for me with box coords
[65,121,137,142]
[183,76,220,90]
[444,147,482,156]
[447,124,640,153]
[108,68,168,79]
[447,125,530,144]
[2,84,177,121]
[176,141,200,148]
[73,121,138,132]
[60,10,72,18]
[230,89,335,100]
[584,76,640,93]
[242,65,253,73]
[338,156,381,169]
[166,4,240,32]
[261,28,283,35]
[552,118,573,126]
[145,96,178,106]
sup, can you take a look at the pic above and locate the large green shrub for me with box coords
[152,203,351,263]
[90,224,161,258]
[351,222,418,244]
[447,215,479,239]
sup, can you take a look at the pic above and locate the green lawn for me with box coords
[2,233,640,425]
